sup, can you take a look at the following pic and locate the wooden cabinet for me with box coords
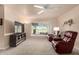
[9,33,26,47]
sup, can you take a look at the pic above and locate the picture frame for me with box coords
[63,19,74,26]
[0,18,3,25]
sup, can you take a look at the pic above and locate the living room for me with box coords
[0,4,79,55]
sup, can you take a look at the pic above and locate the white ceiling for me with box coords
[4,4,78,23]
[26,4,78,19]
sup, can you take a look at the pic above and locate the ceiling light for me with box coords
[34,5,44,9]
[53,27,59,31]
[37,10,44,14]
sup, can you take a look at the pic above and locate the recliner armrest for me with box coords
[55,41,74,54]
[55,41,68,53]
[55,41,66,47]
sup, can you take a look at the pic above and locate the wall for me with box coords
[57,5,79,50]
[0,4,28,49]
[0,5,5,49]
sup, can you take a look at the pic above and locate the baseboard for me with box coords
[0,46,9,50]
[4,33,13,36]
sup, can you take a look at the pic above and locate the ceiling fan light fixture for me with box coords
[34,5,45,9]
[37,10,44,14]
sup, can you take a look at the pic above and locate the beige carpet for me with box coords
[0,37,57,55]
[0,37,79,55]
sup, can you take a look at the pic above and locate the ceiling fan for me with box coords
[34,5,49,14]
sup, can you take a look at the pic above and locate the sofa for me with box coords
[50,31,78,54]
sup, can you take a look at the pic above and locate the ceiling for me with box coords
[25,4,78,19]
[4,4,78,23]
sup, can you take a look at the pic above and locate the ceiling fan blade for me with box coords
[34,5,44,9]
[37,10,44,14]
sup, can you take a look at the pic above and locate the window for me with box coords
[32,23,48,35]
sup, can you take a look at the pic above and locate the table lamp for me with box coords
[53,27,59,36]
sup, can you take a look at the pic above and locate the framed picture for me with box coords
[0,18,3,25]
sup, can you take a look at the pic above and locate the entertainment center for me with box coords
[10,21,26,47]
[10,33,26,47]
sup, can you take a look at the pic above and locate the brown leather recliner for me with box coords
[48,34,54,42]
[52,31,78,54]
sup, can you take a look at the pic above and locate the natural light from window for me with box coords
[31,23,48,35]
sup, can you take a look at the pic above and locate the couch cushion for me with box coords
[65,32,72,38]
[63,36,71,42]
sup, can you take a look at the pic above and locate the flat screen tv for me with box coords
[15,21,24,33]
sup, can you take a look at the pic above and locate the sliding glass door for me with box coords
[31,23,48,35]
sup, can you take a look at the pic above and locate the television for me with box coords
[15,21,24,33]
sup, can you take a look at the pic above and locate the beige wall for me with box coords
[57,5,79,50]
[0,5,4,38]
[3,4,29,49]
[0,4,29,49]
[0,5,5,49]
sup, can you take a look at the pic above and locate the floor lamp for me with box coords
[53,27,60,36]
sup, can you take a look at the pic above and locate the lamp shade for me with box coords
[53,27,59,31]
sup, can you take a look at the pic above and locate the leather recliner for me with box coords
[52,31,78,54]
